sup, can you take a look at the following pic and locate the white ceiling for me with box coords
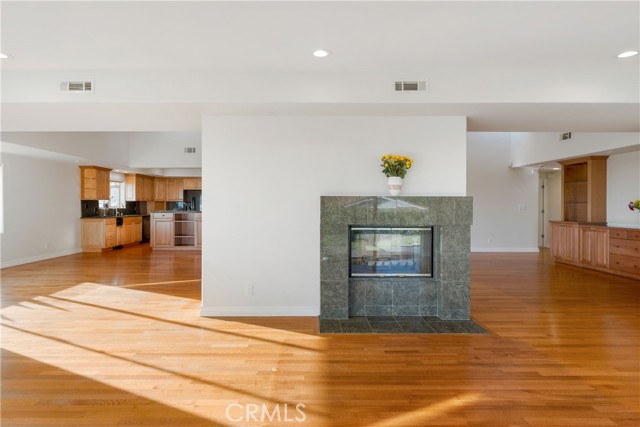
[2,1,638,71]
[1,1,639,132]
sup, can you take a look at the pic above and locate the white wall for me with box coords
[510,132,639,167]
[607,150,640,228]
[467,133,539,252]
[1,132,131,166]
[128,132,201,168]
[0,152,81,268]
[201,116,466,316]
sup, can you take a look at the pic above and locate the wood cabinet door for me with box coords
[593,228,609,268]
[133,223,142,242]
[125,175,136,201]
[166,179,177,201]
[104,223,117,248]
[183,178,196,190]
[580,228,593,264]
[551,223,562,258]
[153,220,174,247]
[196,220,202,247]
[166,179,184,201]
[154,179,166,201]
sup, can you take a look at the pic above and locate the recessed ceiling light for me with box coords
[312,49,331,58]
[0,53,9,59]
[552,167,561,171]
[617,50,638,58]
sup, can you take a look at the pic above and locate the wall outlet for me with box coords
[487,238,492,244]
[245,286,253,296]
[43,242,49,250]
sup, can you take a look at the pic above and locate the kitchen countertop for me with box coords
[81,214,145,219]
[151,210,202,213]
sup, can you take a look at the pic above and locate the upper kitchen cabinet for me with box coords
[154,178,167,202]
[80,166,112,200]
[183,177,202,190]
[125,174,155,202]
[559,156,608,224]
[166,178,184,201]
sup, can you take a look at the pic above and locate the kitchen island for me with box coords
[151,211,202,250]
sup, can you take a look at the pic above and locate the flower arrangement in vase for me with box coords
[628,199,640,212]
[381,154,413,196]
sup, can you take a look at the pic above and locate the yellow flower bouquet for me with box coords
[628,199,640,212]
[381,154,413,179]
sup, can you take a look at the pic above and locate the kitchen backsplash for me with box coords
[81,200,149,217]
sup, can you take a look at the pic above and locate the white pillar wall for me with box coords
[200,116,467,316]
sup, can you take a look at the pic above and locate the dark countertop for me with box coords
[151,210,202,213]
[81,214,145,219]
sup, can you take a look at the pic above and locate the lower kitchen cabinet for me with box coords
[82,218,117,252]
[81,216,142,252]
[196,213,202,247]
[151,212,201,250]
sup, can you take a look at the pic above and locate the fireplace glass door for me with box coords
[349,227,433,277]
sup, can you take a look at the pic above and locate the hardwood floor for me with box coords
[1,245,638,426]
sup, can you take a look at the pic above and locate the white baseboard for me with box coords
[471,247,540,253]
[1,248,83,269]
[200,306,319,317]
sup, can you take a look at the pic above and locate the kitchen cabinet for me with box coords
[551,222,639,280]
[152,213,174,248]
[559,156,608,224]
[125,174,155,201]
[154,178,167,201]
[183,177,202,190]
[609,229,640,278]
[151,212,201,250]
[80,166,112,200]
[116,217,142,246]
[550,221,580,263]
[195,213,202,247]
[580,226,609,268]
[117,223,131,246]
[166,178,184,201]
[81,218,117,252]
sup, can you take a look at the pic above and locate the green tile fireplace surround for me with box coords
[320,196,472,320]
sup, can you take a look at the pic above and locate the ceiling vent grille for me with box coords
[60,80,93,92]
[184,147,197,154]
[395,81,427,92]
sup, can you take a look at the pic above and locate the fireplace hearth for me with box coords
[320,196,472,321]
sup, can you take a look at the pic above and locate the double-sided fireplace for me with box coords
[320,196,472,320]
[349,227,433,277]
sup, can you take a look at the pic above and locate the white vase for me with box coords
[387,176,403,196]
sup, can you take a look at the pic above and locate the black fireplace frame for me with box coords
[348,225,434,278]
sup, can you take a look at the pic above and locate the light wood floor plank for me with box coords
[1,245,639,426]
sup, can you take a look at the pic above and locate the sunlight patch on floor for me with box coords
[366,393,483,427]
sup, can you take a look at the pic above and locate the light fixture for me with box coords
[617,50,638,58]
[312,49,331,58]
[552,167,561,171]
[0,53,8,59]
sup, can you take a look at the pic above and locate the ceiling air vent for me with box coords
[184,147,197,154]
[395,81,427,92]
[60,80,93,92]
